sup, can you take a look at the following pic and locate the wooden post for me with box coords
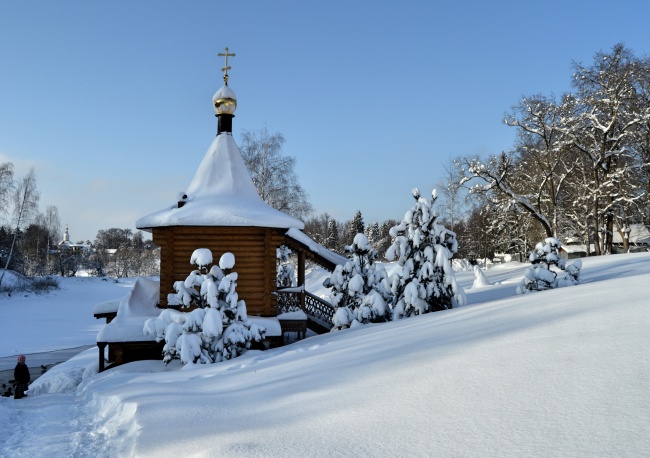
[298,249,305,309]
[264,228,274,316]
[98,343,106,372]
[298,249,305,286]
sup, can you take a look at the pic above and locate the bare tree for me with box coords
[459,94,578,241]
[569,43,650,254]
[240,128,312,220]
[0,162,14,221]
[458,151,555,238]
[436,157,466,232]
[0,168,40,286]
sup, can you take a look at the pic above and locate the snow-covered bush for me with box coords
[323,233,392,330]
[471,265,493,288]
[386,188,466,318]
[144,249,265,365]
[517,238,582,293]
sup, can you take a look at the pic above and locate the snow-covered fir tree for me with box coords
[386,188,466,318]
[325,219,340,252]
[517,237,582,293]
[144,249,265,365]
[348,210,365,244]
[323,233,392,330]
[276,244,294,289]
[276,244,301,313]
[364,221,380,248]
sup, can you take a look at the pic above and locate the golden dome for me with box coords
[212,84,237,115]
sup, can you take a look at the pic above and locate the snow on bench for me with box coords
[96,278,162,371]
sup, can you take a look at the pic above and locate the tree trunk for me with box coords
[592,196,601,256]
[605,210,614,254]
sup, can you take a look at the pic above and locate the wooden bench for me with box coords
[277,310,308,343]
[278,318,307,341]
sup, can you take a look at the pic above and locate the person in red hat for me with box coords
[13,355,30,399]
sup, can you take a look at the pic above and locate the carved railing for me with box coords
[303,292,334,329]
[276,288,334,332]
[275,288,302,313]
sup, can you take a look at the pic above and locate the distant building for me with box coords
[57,226,92,253]
[612,224,650,248]
[559,244,591,260]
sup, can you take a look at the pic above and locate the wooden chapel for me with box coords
[96,50,347,371]
[136,48,306,317]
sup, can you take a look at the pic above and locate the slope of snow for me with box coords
[0,253,649,456]
[0,270,32,289]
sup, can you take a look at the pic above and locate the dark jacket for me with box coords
[14,363,30,385]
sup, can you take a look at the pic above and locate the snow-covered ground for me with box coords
[0,277,138,364]
[1,253,649,457]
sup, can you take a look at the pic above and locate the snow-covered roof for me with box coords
[92,298,121,315]
[612,224,650,245]
[561,244,590,254]
[285,227,348,267]
[136,134,304,230]
[58,241,91,249]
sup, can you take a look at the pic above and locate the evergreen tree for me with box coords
[325,219,340,252]
[276,244,299,313]
[323,233,392,330]
[276,244,294,289]
[375,219,398,261]
[144,249,265,365]
[517,237,581,293]
[386,188,466,318]
[364,221,379,247]
[348,211,365,244]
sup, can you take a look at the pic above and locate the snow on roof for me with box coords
[286,227,348,267]
[561,244,589,253]
[92,298,121,315]
[136,134,304,230]
[97,278,161,343]
[213,84,236,103]
[612,224,650,245]
[212,84,237,115]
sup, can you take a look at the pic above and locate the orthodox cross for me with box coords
[218,47,236,84]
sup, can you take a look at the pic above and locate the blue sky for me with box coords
[1,1,648,242]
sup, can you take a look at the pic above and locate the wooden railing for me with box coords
[303,292,334,329]
[275,288,302,312]
[276,288,334,332]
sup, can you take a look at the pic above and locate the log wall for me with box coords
[153,226,287,316]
